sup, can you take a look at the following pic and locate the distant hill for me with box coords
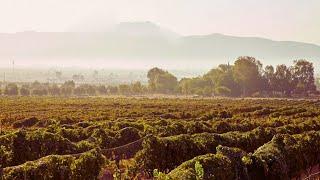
[0,22,319,68]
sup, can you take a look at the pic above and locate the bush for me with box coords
[168,152,235,180]
[3,149,106,180]
[12,117,39,128]
[0,130,79,167]
[71,149,106,179]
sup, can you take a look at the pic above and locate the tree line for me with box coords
[0,80,148,96]
[148,56,318,97]
[0,56,318,97]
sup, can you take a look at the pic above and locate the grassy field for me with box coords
[0,97,320,179]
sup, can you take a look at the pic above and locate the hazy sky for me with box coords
[1,0,320,45]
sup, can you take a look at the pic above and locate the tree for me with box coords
[155,73,178,93]
[86,85,96,96]
[107,86,118,95]
[233,56,263,96]
[32,88,48,96]
[48,84,61,96]
[263,65,276,94]
[147,67,178,94]
[31,81,41,89]
[61,86,73,96]
[118,84,132,95]
[291,60,316,94]
[204,64,240,96]
[178,77,213,96]
[60,81,75,96]
[20,85,30,96]
[147,67,166,92]
[63,81,75,89]
[73,84,96,96]
[4,83,18,96]
[215,86,231,96]
[274,64,293,96]
[316,78,320,91]
[131,81,144,95]
[74,86,86,96]
[97,85,107,95]
[178,78,191,95]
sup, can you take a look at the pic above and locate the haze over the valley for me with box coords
[0,0,319,71]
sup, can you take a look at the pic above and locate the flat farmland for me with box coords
[0,97,320,179]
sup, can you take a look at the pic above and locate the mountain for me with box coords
[0,22,319,68]
[111,21,179,38]
[177,33,320,64]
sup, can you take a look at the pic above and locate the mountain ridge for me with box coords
[0,22,319,68]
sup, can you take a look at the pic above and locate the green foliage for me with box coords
[204,64,241,96]
[214,86,231,96]
[179,77,213,96]
[252,131,320,179]
[168,131,320,179]
[136,127,276,172]
[153,169,170,180]
[233,56,263,96]
[0,145,13,168]
[3,149,106,180]
[1,97,320,179]
[274,64,294,95]
[291,60,316,94]
[71,149,106,179]
[316,78,320,90]
[148,67,178,93]
[0,130,78,167]
[195,161,204,180]
[118,84,132,95]
[4,57,317,98]
[168,153,235,180]
[131,81,144,95]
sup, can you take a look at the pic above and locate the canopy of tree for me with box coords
[147,67,178,93]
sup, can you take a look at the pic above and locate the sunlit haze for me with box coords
[1,0,320,44]
[0,2,320,178]
[0,0,319,70]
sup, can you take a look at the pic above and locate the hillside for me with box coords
[0,22,319,67]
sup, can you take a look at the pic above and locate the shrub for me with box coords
[12,117,39,128]
[3,149,106,180]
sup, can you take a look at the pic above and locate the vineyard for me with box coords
[0,96,320,179]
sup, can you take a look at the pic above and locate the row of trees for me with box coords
[147,57,318,97]
[0,57,318,97]
[0,81,148,96]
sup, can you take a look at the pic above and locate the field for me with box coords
[0,97,320,179]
